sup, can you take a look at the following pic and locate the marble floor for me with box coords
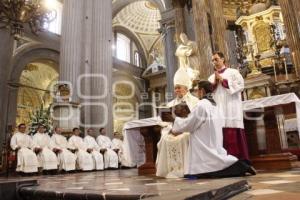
[0,169,248,200]
[231,162,300,200]
[1,164,300,200]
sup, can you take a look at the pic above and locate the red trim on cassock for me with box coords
[221,79,229,89]
[222,128,250,161]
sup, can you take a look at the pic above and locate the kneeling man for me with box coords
[169,81,255,178]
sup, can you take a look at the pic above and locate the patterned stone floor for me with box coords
[1,169,248,200]
[1,163,300,200]
[231,162,300,200]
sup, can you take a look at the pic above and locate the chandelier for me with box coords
[0,0,56,39]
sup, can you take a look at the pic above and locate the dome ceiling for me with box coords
[113,1,161,34]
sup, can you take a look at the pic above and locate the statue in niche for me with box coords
[150,48,162,65]
[143,48,165,76]
[175,33,200,80]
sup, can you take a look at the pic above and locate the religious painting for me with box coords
[253,22,272,53]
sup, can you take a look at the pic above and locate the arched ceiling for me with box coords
[113,1,161,34]
[113,0,162,62]
[20,59,58,91]
[112,0,166,16]
[17,59,59,126]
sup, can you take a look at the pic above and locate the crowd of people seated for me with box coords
[9,124,125,175]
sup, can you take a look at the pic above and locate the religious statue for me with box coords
[55,84,71,102]
[175,33,200,81]
[150,48,162,65]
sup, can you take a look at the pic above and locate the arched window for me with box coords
[116,33,131,63]
[134,51,141,67]
[44,0,63,35]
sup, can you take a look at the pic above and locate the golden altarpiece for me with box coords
[236,4,300,170]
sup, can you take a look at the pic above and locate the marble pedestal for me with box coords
[52,102,80,136]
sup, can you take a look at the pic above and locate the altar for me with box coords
[122,117,163,175]
[243,93,300,170]
[123,93,300,174]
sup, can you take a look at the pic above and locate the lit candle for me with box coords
[283,58,288,80]
[292,52,299,77]
[272,59,277,82]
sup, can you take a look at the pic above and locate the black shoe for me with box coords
[247,166,257,175]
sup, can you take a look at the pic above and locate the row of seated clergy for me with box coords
[10,124,119,173]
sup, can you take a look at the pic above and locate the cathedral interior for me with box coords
[0,0,300,199]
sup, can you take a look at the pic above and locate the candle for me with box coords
[272,59,277,82]
[283,58,288,80]
[292,52,299,77]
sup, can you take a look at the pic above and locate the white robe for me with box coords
[50,133,76,171]
[33,132,58,170]
[172,99,238,175]
[10,132,38,173]
[112,138,127,165]
[67,135,94,171]
[156,92,199,178]
[208,68,244,128]
[83,135,104,170]
[96,135,119,168]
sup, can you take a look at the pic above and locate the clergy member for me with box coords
[32,124,58,171]
[208,52,250,161]
[50,127,76,171]
[96,128,119,169]
[156,68,199,178]
[170,81,255,178]
[83,128,104,170]
[68,128,94,171]
[10,123,39,173]
[112,131,123,153]
[112,131,126,166]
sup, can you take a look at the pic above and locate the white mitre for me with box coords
[173,67,192,89]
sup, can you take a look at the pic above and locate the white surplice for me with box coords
[10,132,38,173]
[96,135,119,168]
[208,68,244,128]
[112,138,127,165]
[172,99,238,175]
[83,135,104,170]
[33,132,58,170]
[67,135,94,171]
[50,133,76,171]
[156,92,199,178]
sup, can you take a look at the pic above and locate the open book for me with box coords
[157,102,190,122]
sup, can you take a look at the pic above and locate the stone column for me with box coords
[59,0,113,134]
[291,0,300,33]
[160,9,178,96]
[59,0,85,103]
[89,0,113,133]
[192,0,213,79]
[208,0,229,60]
[279,0,300,78]
[173,0,186,41]
[0,29,14,163]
